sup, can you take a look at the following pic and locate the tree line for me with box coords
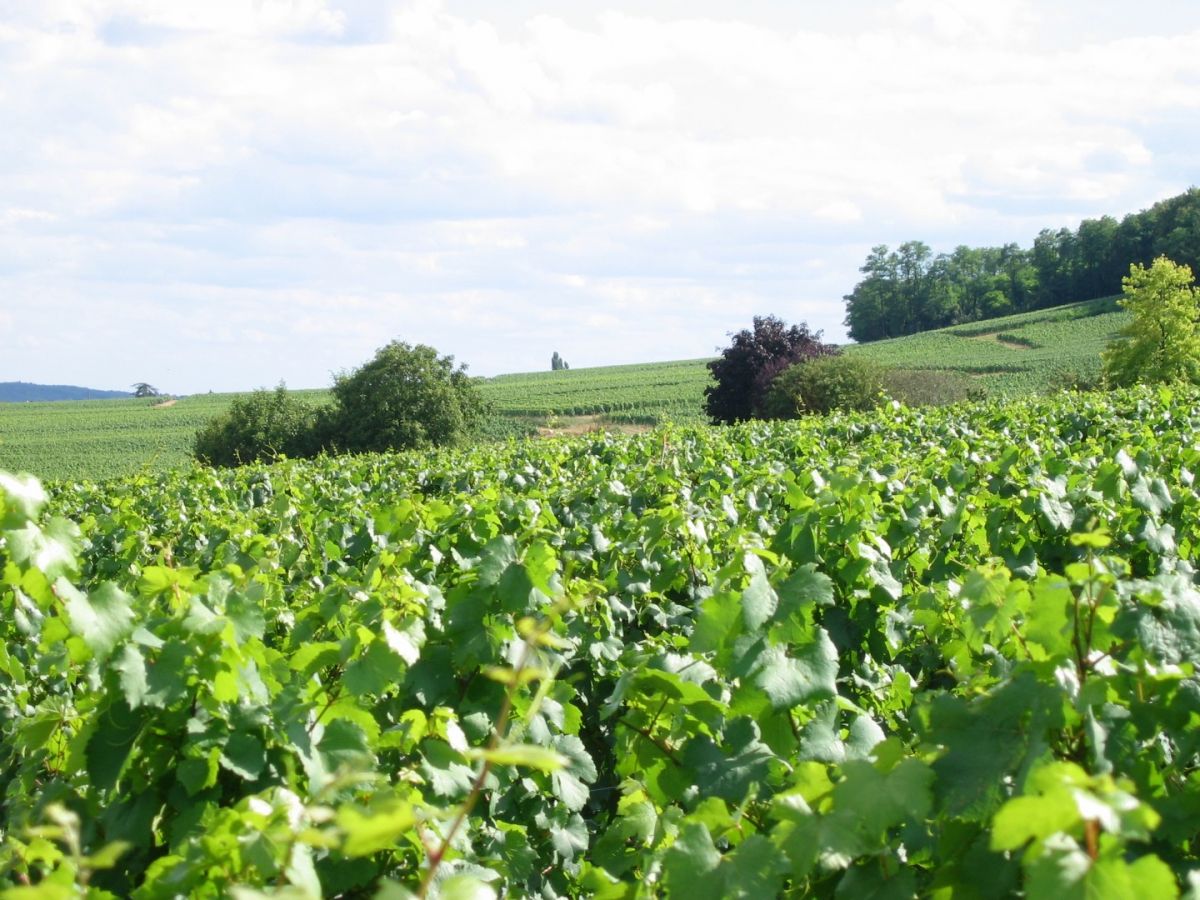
[844,187,1200,342]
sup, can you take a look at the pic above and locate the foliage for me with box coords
[845,186,1200,341]
[2,385,1200,895]
[1053,368,1105,393]
[468,414,540,443]
[1102,257,1200,387]
[705,316,838,423]
[192,383,324,467]
[186,345,489,469]
[551,352,570,371]
[762,354,884,417]
[327,342,487,453]
[131,383,160,398]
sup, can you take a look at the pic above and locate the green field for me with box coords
[0,392,330,483]
[0,297,1129,483]
[850,295,1127,394]
[484,357,712,421]
[2,384,1197,895]
[0,394,228,482]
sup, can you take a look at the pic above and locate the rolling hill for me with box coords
[0,381,132,402]
[0,296,1128,481]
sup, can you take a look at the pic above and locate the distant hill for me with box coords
[0,382,132,403]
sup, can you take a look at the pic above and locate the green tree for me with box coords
[193,383,320,467]
[1102,257,1200,387]
[131,382,160,398]
[842,188,1200,342]
[328,341,486,452]
[843,246,899,342]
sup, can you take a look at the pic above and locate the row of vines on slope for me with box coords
[1,386,1199,897]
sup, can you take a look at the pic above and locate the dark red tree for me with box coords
[704,316,839,424]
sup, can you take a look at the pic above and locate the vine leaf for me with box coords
[61,580,135,658]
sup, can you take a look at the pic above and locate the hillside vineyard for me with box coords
[1,385,1198,896]
[0,295,1130,484]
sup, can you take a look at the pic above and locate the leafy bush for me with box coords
[193,384,321,466]
[763,354,885,417]
[328,341,487,453]
[704,315,837,423]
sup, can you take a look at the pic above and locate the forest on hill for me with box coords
[0,382,131,402]
[844,187,1200,342]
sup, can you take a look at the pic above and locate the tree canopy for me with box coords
[328,341,486,453]
[704,316,837,424]
[844,187,1200,342]
[1102,257,1200,387]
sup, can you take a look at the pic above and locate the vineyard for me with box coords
[0,297,1130,484]
[0,395,259,484]
[0,393,334,484]
[482,359,712,421]
[2,385,1198,896]
[848,296,1127,394]
[0,363,714,483]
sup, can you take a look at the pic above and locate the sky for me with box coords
[1,0,1198,394]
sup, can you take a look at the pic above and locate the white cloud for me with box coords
[0,0,1198,390]
[894,0,1039,41]
[814,201,863,225]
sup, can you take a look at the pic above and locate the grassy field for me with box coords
[0,297,1128,482]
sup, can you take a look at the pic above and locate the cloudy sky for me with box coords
[1,0,1198,393]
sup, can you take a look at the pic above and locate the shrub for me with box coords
[327,341,487,453]
[193,384,321,467]
[705,316,838,423]
[763,355,885,418]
